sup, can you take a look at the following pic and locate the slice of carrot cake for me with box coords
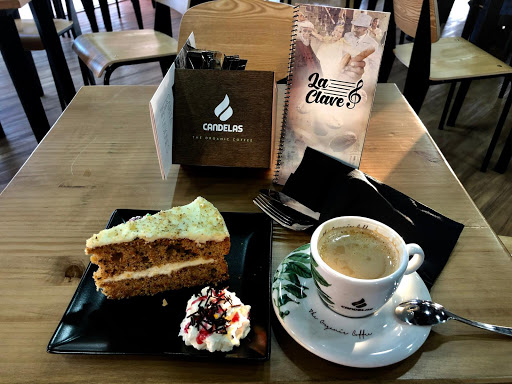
[85,197,230,299]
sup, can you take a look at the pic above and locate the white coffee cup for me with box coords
[310,216,424,318]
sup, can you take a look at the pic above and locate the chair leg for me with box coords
[52,71,66,110]
[131,0,144,29]
[52,0,70,37]
[99,0,113,32]
[52,0,65,18]
[88,72,96,85]
[79,58,96,85]
[481,90,512,172]
[81,69,89,86]
[115,0,121,19]
[104,65,118,85]
[494,132,512,173]
[12,13,44,97]
[30,0,76,106]
[81,0,99,32]
[159,56,174,77]
[367,0,377,9]
[499,77,510,99]
[5,50,44,98]
[0,13,50,142]
[399,31,405,44]
[154,1,172,37]
[64,0,81,38]
[402,0,431,114]
[377,0,395,83]
[404,81,429,114]
[62,0,73,37]
[25,51,44,97]
[447,79,471,127]
[45,0,55,18]
[46,55,66,110]
[438,82,457,130]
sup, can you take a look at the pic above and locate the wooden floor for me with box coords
[1,0,512,237]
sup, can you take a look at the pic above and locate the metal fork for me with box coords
[253,193,317,231]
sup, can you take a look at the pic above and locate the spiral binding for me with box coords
[273,5,300,184]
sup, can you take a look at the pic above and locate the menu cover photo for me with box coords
[274,4,390,185]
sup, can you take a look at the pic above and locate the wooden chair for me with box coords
[178,0,293,82]
[16,18,73,51]
[380,0,512,132]
[13,18,73,101]
[72,0,186,85]
[9,2,85,110]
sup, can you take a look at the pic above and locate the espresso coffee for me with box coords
[318,226,399,279]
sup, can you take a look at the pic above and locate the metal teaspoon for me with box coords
[395,299,512,336]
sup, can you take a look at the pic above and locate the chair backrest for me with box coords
[178,0,294,81]
[393,0,441,43]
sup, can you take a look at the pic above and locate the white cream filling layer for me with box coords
[103,258,215,283]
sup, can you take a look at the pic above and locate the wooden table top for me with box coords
[1,84,511,383]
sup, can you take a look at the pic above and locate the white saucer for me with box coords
[272,244,431,368]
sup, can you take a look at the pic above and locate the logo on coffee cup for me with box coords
[340,298,373,312]
[339,298,373,312]
[351,298,367,308]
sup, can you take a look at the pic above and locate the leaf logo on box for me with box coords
[214,95,233,122]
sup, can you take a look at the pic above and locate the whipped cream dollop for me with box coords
[178,286,251,352]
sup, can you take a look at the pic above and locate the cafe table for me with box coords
[1,83,511,383]
[0,0,76,141]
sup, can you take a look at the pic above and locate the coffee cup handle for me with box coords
[405,244,424,275]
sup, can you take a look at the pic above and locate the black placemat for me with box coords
[48,210,272,360]
[282,147,464,289]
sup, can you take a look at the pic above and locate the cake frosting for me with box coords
[85,197,230,299]
[86,196,229,248]
[179,286,251,352]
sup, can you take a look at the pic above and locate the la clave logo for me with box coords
[306,73,364,109]
[202,94,244,133]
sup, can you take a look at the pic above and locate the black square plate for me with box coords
[47,210,272,361]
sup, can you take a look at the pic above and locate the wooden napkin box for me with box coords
[172,69,276,168]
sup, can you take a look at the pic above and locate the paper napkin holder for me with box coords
[172,69,276,168]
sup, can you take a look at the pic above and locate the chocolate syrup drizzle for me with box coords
[186,287,241,335]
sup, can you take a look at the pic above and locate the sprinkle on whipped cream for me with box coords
[178,286,251,352]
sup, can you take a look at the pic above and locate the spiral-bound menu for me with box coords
[274,4,390,185]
